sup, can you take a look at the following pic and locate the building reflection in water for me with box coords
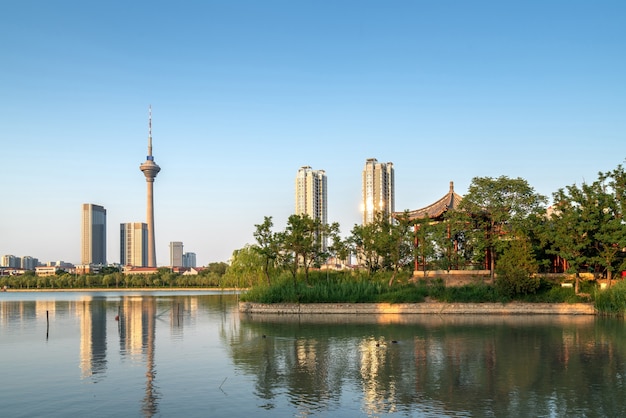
[118,296,159,417]
[77,296,107,380]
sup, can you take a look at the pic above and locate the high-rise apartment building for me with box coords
[169,242,183,267]
[182,252,196,268]
[21,256,38,270]
[361,158,394,224]
[1,255,20,268]
[81,204,107,265]
[120,223,148,267]
[295,166,328,250]
[295,166,327,225]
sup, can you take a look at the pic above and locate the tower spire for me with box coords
[148,105,153,158]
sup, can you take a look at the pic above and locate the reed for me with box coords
[594,280,626,316]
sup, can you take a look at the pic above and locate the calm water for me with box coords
[1,291,625,418]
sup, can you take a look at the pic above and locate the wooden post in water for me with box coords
[46,310,49,339]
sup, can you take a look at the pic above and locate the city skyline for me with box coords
[2,1,625,266]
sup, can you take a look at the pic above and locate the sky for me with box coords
[1,1,625,267]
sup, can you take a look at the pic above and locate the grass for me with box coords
[594,280,626,315]
[241,271,608,307]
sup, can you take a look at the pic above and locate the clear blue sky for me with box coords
[1,1,625,266]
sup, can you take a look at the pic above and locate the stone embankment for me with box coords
[239,302,596,315]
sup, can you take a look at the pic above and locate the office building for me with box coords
[139,106,161,267]
[169,241,183,267]
[182,252,196,268]
[81,204,107,265]
[120,223,148,267]
[295,166,327,225]
[361,158,394,224]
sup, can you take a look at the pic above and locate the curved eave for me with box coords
[394,182,463,221]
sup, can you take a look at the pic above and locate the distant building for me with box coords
[295,166,328,225]
[182,252,196,268]
[169,242,184,267]
[120,223,148,267]
[361,158,394,224]
[295,166,328,250]
[81,203,107,265]
[21,256,38,270]
[1,255,20,268]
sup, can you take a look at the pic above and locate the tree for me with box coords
[224,245,264,288]
[549,168,626,291]
[253,216,281,285]
[383,211,413,286]
[282,214,333,284]
[349,222,381,275]
[495,238,540,297]
[458,176,547,282]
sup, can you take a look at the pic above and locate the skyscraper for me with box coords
[361,158,394,224]
[120,223,148,267]
[295,166,328,250]
[81,203,107,265]
[182,252,196,268]
[295,166,327,225]
[140,106,160,267]
[169,241,183,267]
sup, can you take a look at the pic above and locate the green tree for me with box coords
[384,211,413,286]
[253,216,281,285]
[550,182,605,293]
[224,245,264,288]
[282,214,333,284]
[458,176,547,282]
[495,238,540,297]
[349,222,381,275]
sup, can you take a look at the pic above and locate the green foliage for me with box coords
[594,280,626,315]
[495,239,540,297]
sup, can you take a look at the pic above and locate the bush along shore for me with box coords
[240,271,626,316]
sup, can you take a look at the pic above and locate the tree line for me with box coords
[229,162,626,293]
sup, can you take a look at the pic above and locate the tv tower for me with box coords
[140,106,161,267]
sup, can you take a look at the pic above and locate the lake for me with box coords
[1,291,625,417]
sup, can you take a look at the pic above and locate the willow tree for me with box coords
[459,176,547,282]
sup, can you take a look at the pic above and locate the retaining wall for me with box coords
[239,301,596,315]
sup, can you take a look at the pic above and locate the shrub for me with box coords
[495,239,540,297]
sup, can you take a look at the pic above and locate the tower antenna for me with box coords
[148,105,153,158]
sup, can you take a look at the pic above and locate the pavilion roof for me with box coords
[397,181,463,221]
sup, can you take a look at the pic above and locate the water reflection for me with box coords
[235,313,626,417]
[78,297,107,379]
[0,293,219,418]
[2,294,626,417]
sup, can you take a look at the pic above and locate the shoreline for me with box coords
[2,287,240,292]
[239,301,597,315]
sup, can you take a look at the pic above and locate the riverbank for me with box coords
[239,301,597,315]
[2,287,240,292]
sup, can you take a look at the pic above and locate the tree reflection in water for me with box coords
[228,314,626,417]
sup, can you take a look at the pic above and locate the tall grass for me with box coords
[241,271,607,305]
[594,280,626,315]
